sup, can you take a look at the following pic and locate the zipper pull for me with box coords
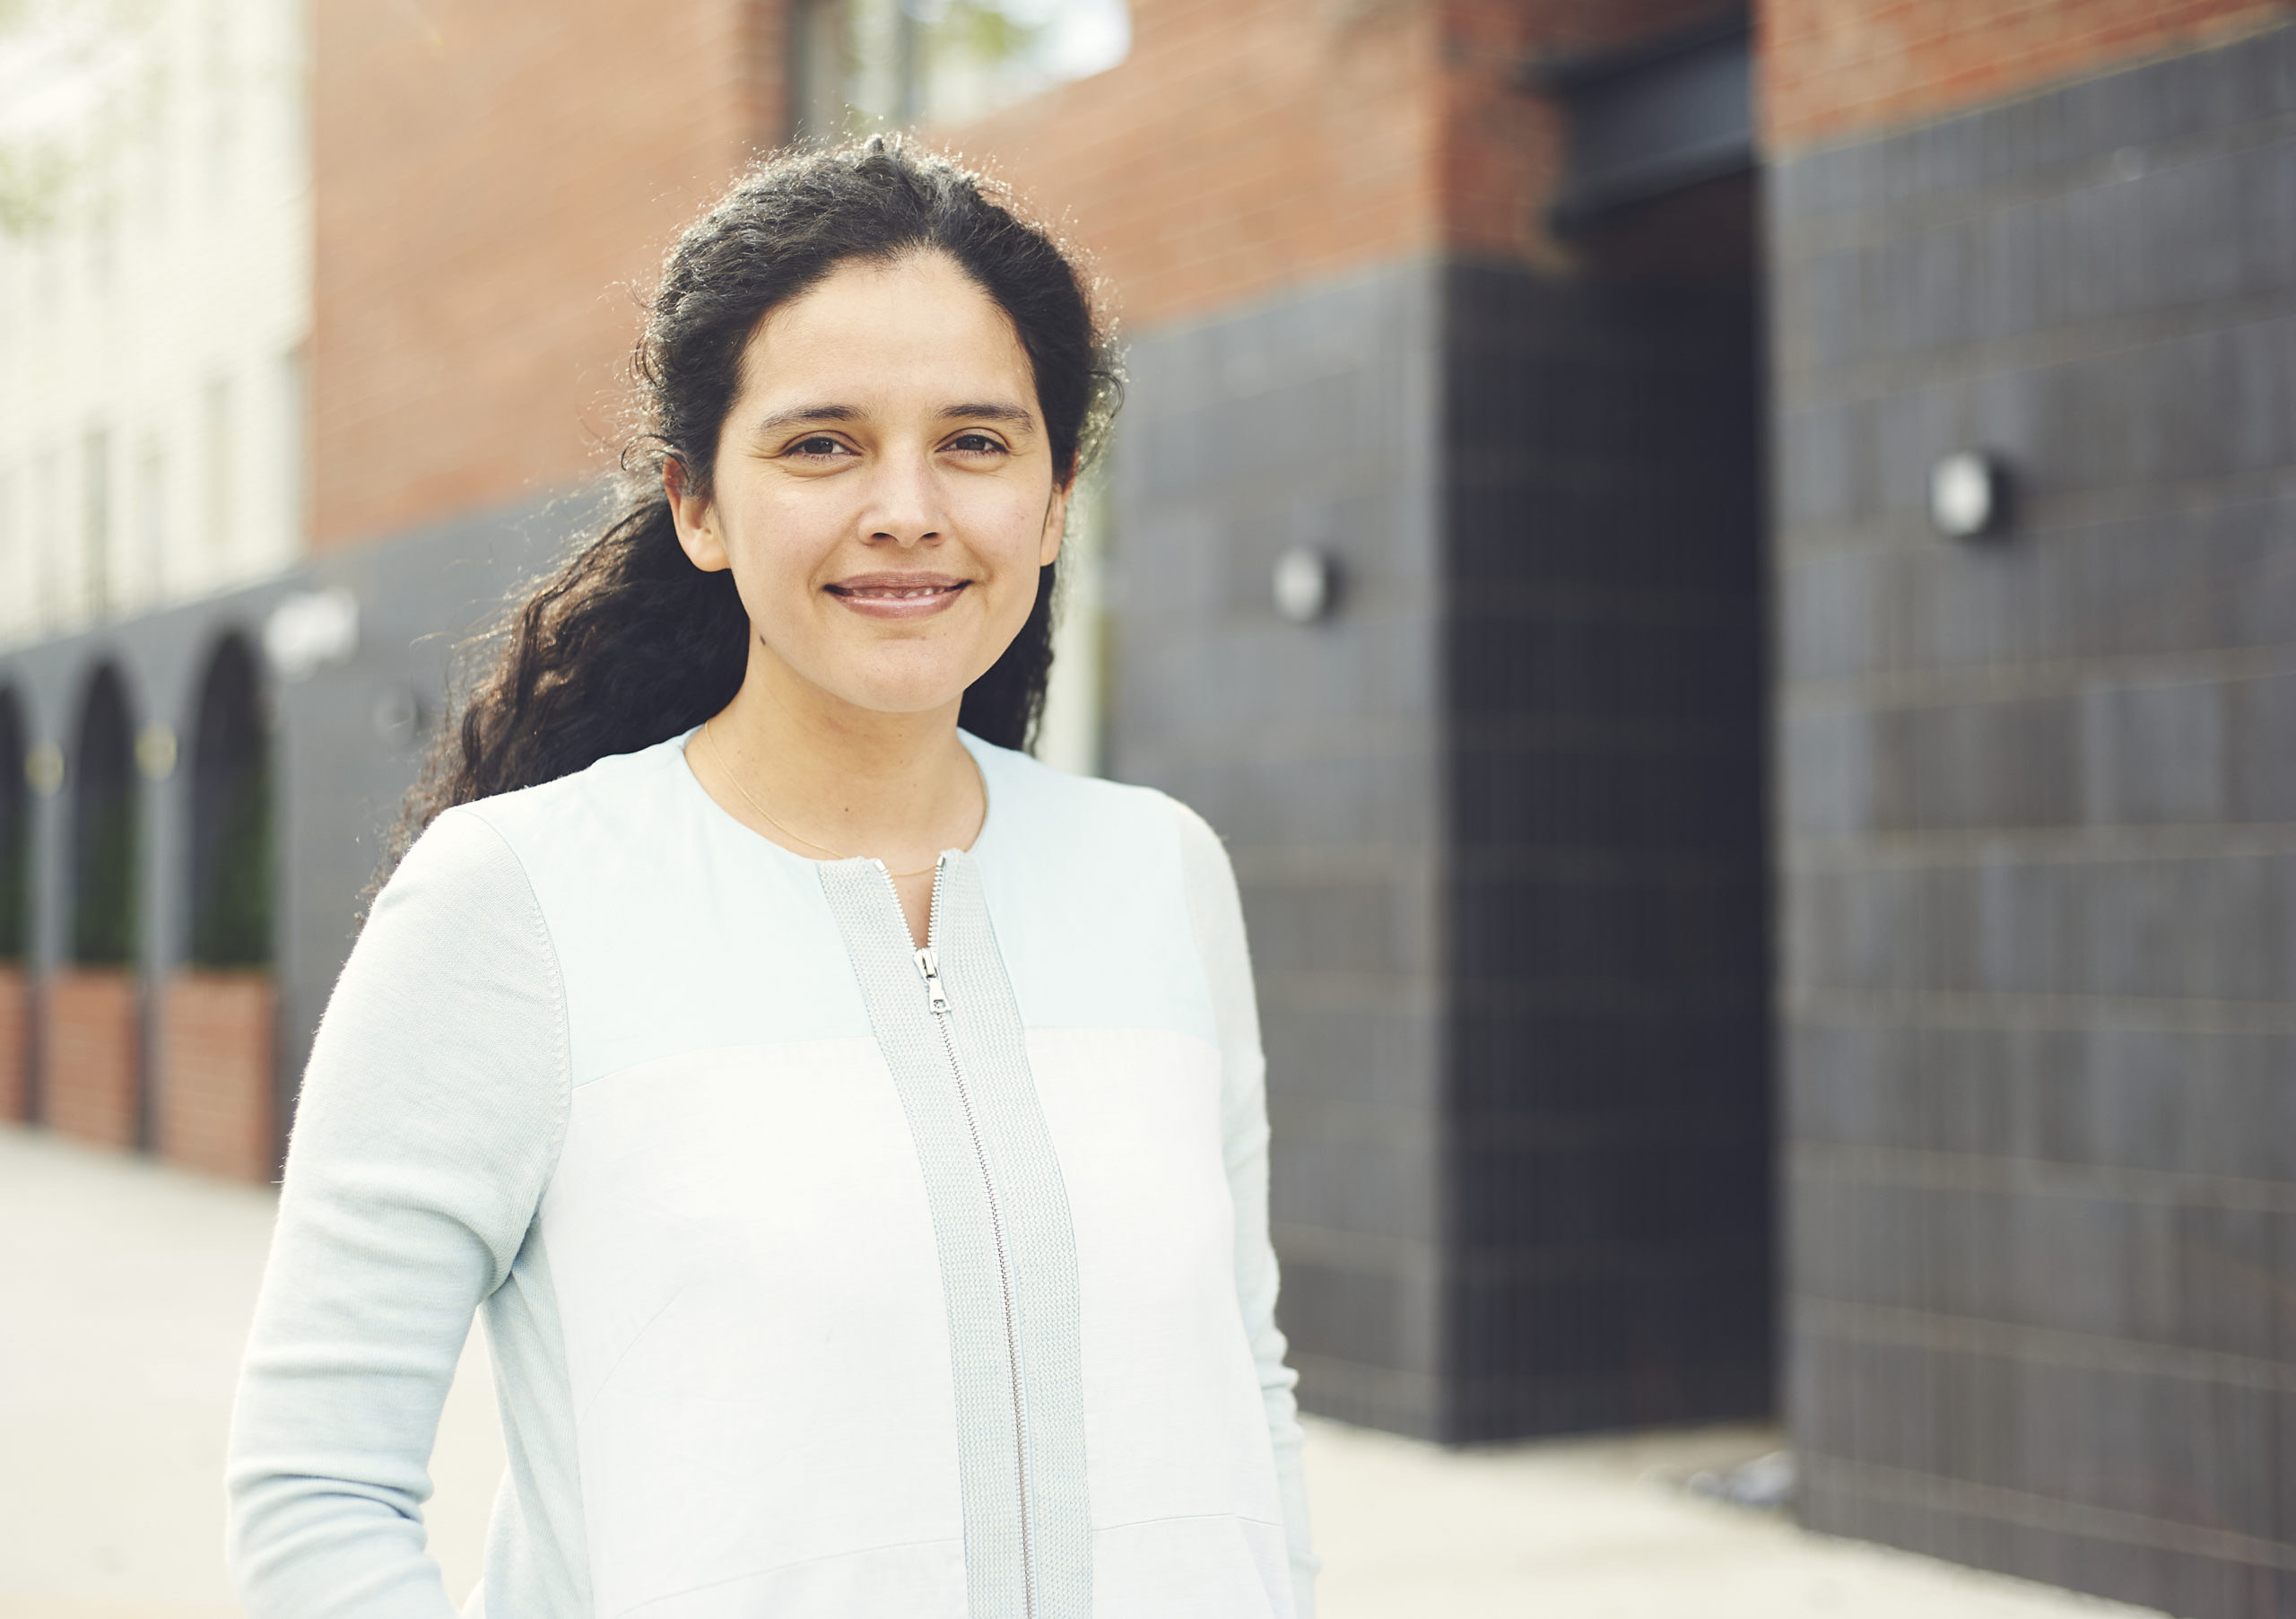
[914,946,950,1014]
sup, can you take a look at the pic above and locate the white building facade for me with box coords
[0,0,310,650]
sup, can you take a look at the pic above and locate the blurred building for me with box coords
[0,1,2292,1615]
[0,0,309,1178]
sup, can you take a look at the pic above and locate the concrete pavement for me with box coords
[0,1123,2161,1618]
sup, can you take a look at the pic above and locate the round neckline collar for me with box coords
[671,723,998,875]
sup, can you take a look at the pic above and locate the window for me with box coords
[33,450,59,627]
[136,436,166,601]
[204,0,235,205]
[82,424,110,615]
[276,344,304,552]
[0,468,15,638]
[791,0,1130,138]
[87,195,116,291]
[202,375,233,560]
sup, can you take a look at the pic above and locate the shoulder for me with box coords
[455,732,694,856]
[373,803,535,933]
[962,731,1220,866]
[373,734,700,965]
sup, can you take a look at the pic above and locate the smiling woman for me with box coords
[224,138,1318,1619]
[665,248,1074,938]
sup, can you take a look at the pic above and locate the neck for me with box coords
[700,641,981,866]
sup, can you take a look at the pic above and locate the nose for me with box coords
[862,448,944,548]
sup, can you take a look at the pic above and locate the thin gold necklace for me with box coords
[703,719,943,880]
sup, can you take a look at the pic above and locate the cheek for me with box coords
[952,482,1057,568]
[725,487,835,594]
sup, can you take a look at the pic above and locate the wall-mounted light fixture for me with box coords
[1930,451,2011,540]
[135,724,178,780]
[373,685,425,748]
[1273,546,1339,624]
[264,588,361,682]
[24,742,64,796]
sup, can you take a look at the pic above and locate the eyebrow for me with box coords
[755,404,862,434]
[753,401,1037,435]
[939,402,1036,429]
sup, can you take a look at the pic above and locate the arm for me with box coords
[1170,798,1320,1619]
[226,808,570,1617]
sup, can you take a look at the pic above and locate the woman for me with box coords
[225,138,1316,1619]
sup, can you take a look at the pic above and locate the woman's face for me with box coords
[666,249,1067,722]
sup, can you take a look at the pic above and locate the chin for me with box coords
[827,668,977,718]
[825,644,996,714]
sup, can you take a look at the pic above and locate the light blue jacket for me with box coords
[227,730,1316,1618]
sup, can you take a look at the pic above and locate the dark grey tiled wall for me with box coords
[1109,257,1773,1442]
[1443,263,1772,1440]
[1770,22,2296,1616]
[1109,264,1451,1438]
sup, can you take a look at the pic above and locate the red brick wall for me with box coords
[0,966,25,1123]
[312,0,1726,543]
[940,0,1721,327]
[311,0,787,549]
[158,973,276,1184]
[45,970,140,1151]
[1436,0,1753,270]
[935,0,1440,334]
[1761,0,2296,152]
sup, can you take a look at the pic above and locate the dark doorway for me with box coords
[72,666,139,969]
[188,637,273,969]
[1442,13,1770,1441]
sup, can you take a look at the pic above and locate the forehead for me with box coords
[740,251,1035,405]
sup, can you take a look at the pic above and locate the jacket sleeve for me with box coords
[1170,797,1320,1618]
[226,807,570,1617]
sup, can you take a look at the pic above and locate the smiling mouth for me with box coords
[825,575,970,618]
[828,582,967,600]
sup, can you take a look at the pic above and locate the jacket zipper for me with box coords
[900,856,1035,1617]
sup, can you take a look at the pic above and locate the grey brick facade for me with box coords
[1109,265,1454,1436]
[1108,254,1772,1442]
[1770,22,2296,1616]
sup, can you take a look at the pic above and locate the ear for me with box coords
[665,459,730,572]
[1038,481,1070,568]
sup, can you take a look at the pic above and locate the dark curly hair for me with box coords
[381,136,1118,886]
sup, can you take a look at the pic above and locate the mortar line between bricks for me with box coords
[1779,640,2296,715]
[1801,1451,2296,1572]
[1796,1296,2296,1395]
[1788,1140,2296,1214]
[1784,984,2296,1036]
[1783,823,2296,868]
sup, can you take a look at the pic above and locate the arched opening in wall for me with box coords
[51,664,143,1152]
[189,636,272,971]
[0,686,29,1124]
[160,634,277,1181]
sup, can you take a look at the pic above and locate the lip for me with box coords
[824,572,971,621]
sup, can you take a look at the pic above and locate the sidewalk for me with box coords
[0,1123,2161,1619]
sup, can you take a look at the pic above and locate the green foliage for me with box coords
[0,0,168,240]
[0,143,66,237]
[935,0,1046,66]
[72,782,137,966]
[192,750,272,969]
